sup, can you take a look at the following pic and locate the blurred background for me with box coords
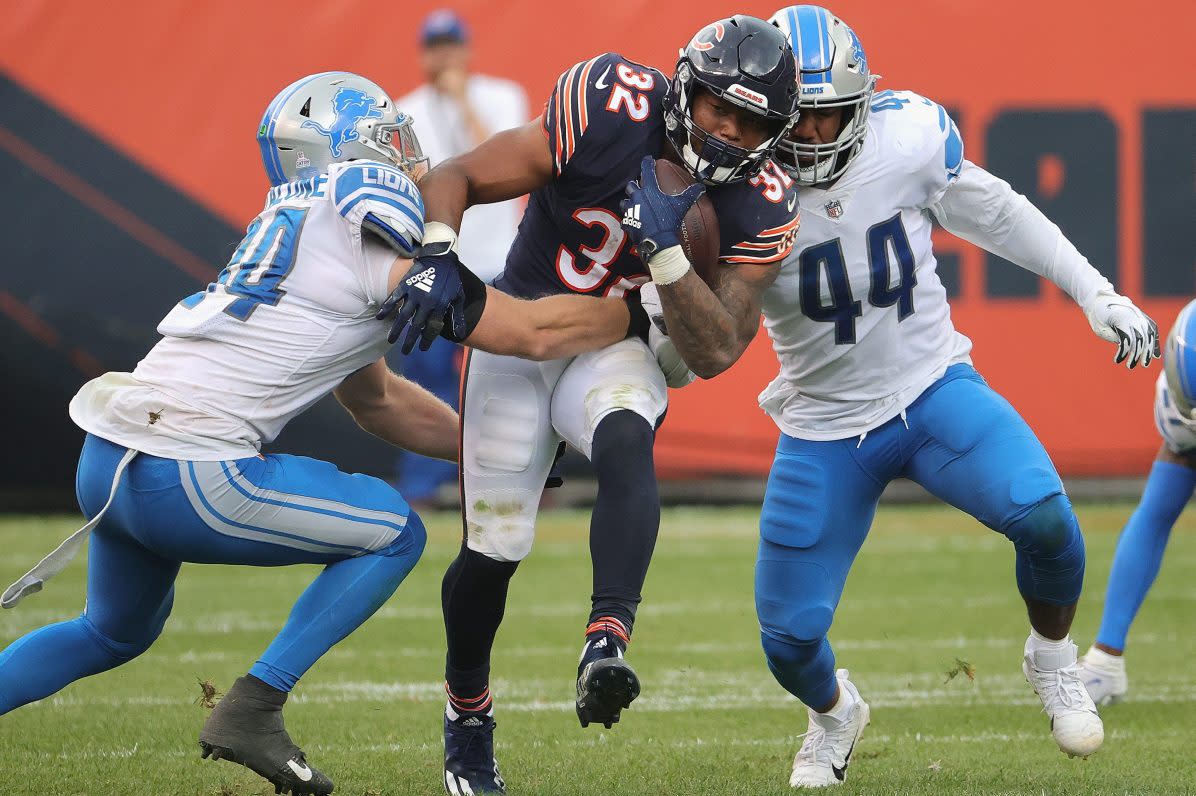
[1,0,1193,509]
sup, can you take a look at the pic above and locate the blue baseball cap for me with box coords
[420,9,469,46]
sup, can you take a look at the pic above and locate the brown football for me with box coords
[653,158,721,286]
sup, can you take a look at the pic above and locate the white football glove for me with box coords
[639,282,697,388]
[1082,288,1160,369]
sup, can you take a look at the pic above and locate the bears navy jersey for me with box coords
[495,52,800,299]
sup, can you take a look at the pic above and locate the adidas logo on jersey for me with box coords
[405,266,437,293]
[623,204,642,230]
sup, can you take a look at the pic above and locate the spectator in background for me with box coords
[391,9,529,507]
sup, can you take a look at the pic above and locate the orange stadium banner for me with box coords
[1,0,1193,485]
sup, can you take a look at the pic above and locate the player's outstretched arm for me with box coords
[931,160,1159,368]
[334,359,459,461]
[379,253,641,359]
[462,287,636,361]
[378,118,557,353]
[419,117,555,232]
[651,264,779,379]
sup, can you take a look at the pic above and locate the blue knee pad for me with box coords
[1003,493,1085,605]
[250,511,428,693]
[758,587,838,709]
[760,631,838,709]
[384,510,428,562]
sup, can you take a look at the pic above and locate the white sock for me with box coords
[1026,630,1077,670]
[1084,645,1125,670]
[819,683,857,724]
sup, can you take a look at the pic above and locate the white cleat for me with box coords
[1022,638,1104,759]
[1077,646,1128,706]
[789,669,871,788]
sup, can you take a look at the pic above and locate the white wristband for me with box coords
[647,245,692,286]
[422,221,459,253]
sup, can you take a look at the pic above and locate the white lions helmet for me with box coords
[1165,299,1196,422]
[257,71,428,186]
[769,6,877,185]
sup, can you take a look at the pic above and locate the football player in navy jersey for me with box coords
[0,71,646,796]
[379,15,799,794]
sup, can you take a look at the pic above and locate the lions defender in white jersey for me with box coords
[0,72,637,796]
[628,6,1160,787]
[1078,300,1196,705]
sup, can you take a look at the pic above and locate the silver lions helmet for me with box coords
[769,6,877,185]
[1164,299,1196,422]
[257,71,428,186]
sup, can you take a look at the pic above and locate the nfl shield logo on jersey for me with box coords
[824,199,844,218]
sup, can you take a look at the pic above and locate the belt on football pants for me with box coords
[1,447,138,609]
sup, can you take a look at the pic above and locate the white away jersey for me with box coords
[70,160,422,460]
[759,90,973,440]
[1154,372,1196,455]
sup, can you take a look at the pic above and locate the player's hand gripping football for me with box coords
[621,155,705,263]
[1082,288,1160,369]
[376,241,468,354]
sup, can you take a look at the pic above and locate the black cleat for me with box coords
[198,675,334,796]
[444,712,505,794]
[576,656,640,729]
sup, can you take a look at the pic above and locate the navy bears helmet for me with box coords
[663,15,799,185]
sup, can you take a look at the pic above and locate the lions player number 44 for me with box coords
[799,212,916,345]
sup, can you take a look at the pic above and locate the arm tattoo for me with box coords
[656,265,775,378]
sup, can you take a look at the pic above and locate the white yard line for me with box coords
[25,725,1191,763]
[40,675,1196,713]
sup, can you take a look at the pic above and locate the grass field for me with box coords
[0,503,1193,795]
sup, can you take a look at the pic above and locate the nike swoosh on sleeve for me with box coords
[594,64,612,90]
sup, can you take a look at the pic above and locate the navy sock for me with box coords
[588,410,659,631]
[442,546,518,709]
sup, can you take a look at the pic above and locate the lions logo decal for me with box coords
[302,87,383,157]
[847,28,867,71]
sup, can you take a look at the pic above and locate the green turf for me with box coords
[0,503,1193,795]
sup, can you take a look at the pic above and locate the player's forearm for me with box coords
[525,294,632,360]
[343,377,459,462]
[419,121,553,233]
[465,290,631,361]
[418,161,472,233]
[657,270,754,379]
[935,161,1112,306]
